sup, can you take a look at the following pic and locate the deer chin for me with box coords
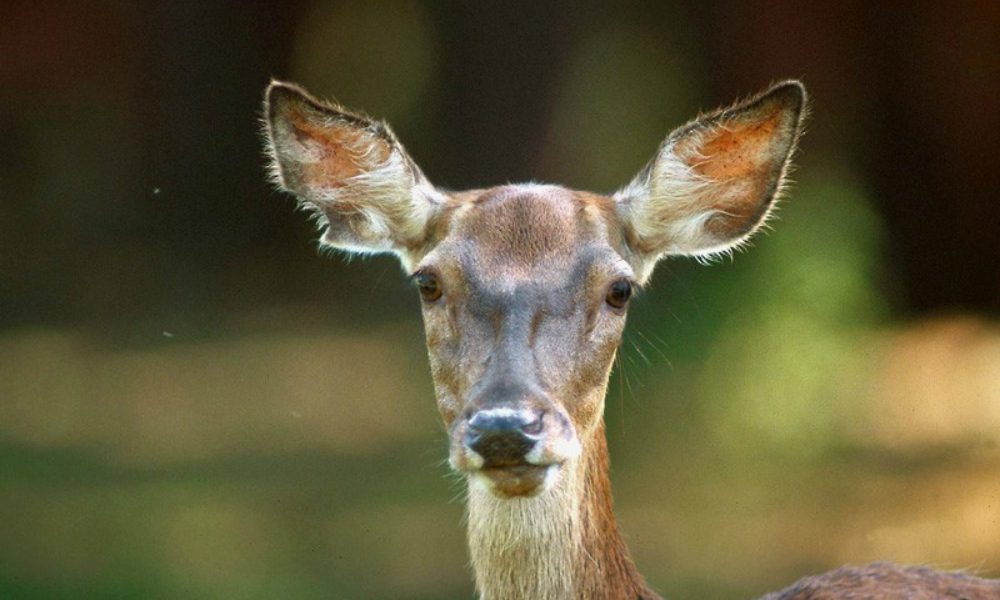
[471,463,560,498]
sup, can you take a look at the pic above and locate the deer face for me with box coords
[263,80,805,498]
[414,186,633,496]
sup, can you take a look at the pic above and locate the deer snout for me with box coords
[458,405,580,497]
[465,409,544,466]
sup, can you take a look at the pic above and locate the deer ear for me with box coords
[263,81,440,261]
[615,81,806,278]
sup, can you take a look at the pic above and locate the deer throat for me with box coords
[467,457,583,600]
[466,428,659,600]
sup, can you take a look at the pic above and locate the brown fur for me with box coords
[762,563,1000,600]
[456,186,581,275]
[576,426,659,599]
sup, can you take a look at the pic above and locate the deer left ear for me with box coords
[615,81,806,279]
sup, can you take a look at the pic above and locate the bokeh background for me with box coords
[1,2,998,598]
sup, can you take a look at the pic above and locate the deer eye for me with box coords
[413,271,442,302]
[605,279,633,310]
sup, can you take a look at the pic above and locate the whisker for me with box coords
[634,329,674,370]
[629,339,652,367]
[615,352,626,430]
[621,354,637,402]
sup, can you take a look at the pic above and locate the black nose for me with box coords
[465,410,543,465]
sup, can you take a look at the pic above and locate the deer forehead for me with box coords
[425,185,631,290]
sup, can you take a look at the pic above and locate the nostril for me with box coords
[463,429,483,454]
[521,412,544,436]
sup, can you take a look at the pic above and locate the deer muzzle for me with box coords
[453,405,581,498]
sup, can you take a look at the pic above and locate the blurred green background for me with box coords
[1,2,998,599]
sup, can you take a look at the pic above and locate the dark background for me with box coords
[1,2,998,599]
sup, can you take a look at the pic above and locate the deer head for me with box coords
[264,80,806,598]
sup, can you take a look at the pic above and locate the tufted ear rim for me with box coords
[264,81,397,141]
[615,80,807,280]
[262,81,410,189]
[665,80,806,152]
[261,80,440,263]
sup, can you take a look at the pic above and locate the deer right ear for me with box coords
[615,81,806,281]
[263,81,441,264]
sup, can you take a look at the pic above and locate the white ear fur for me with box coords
[615,81,806,280]
[263,81,442,264]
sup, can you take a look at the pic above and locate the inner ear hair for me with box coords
[675,81,805,197]
[261,80,439,260]
[616,80,807,270]
[263,82,402,195]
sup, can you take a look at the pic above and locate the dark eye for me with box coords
[413,271,442,302]
[605,279,633,310]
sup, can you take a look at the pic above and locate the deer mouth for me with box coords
[476,463,556,498]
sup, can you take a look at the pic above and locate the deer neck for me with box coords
[466,422,659,600]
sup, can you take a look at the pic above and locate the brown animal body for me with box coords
[763,563,999,599]
[262,79,999,599]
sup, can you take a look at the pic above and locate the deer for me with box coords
[262,79,999,600]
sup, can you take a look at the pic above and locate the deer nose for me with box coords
[465,409,544,465]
